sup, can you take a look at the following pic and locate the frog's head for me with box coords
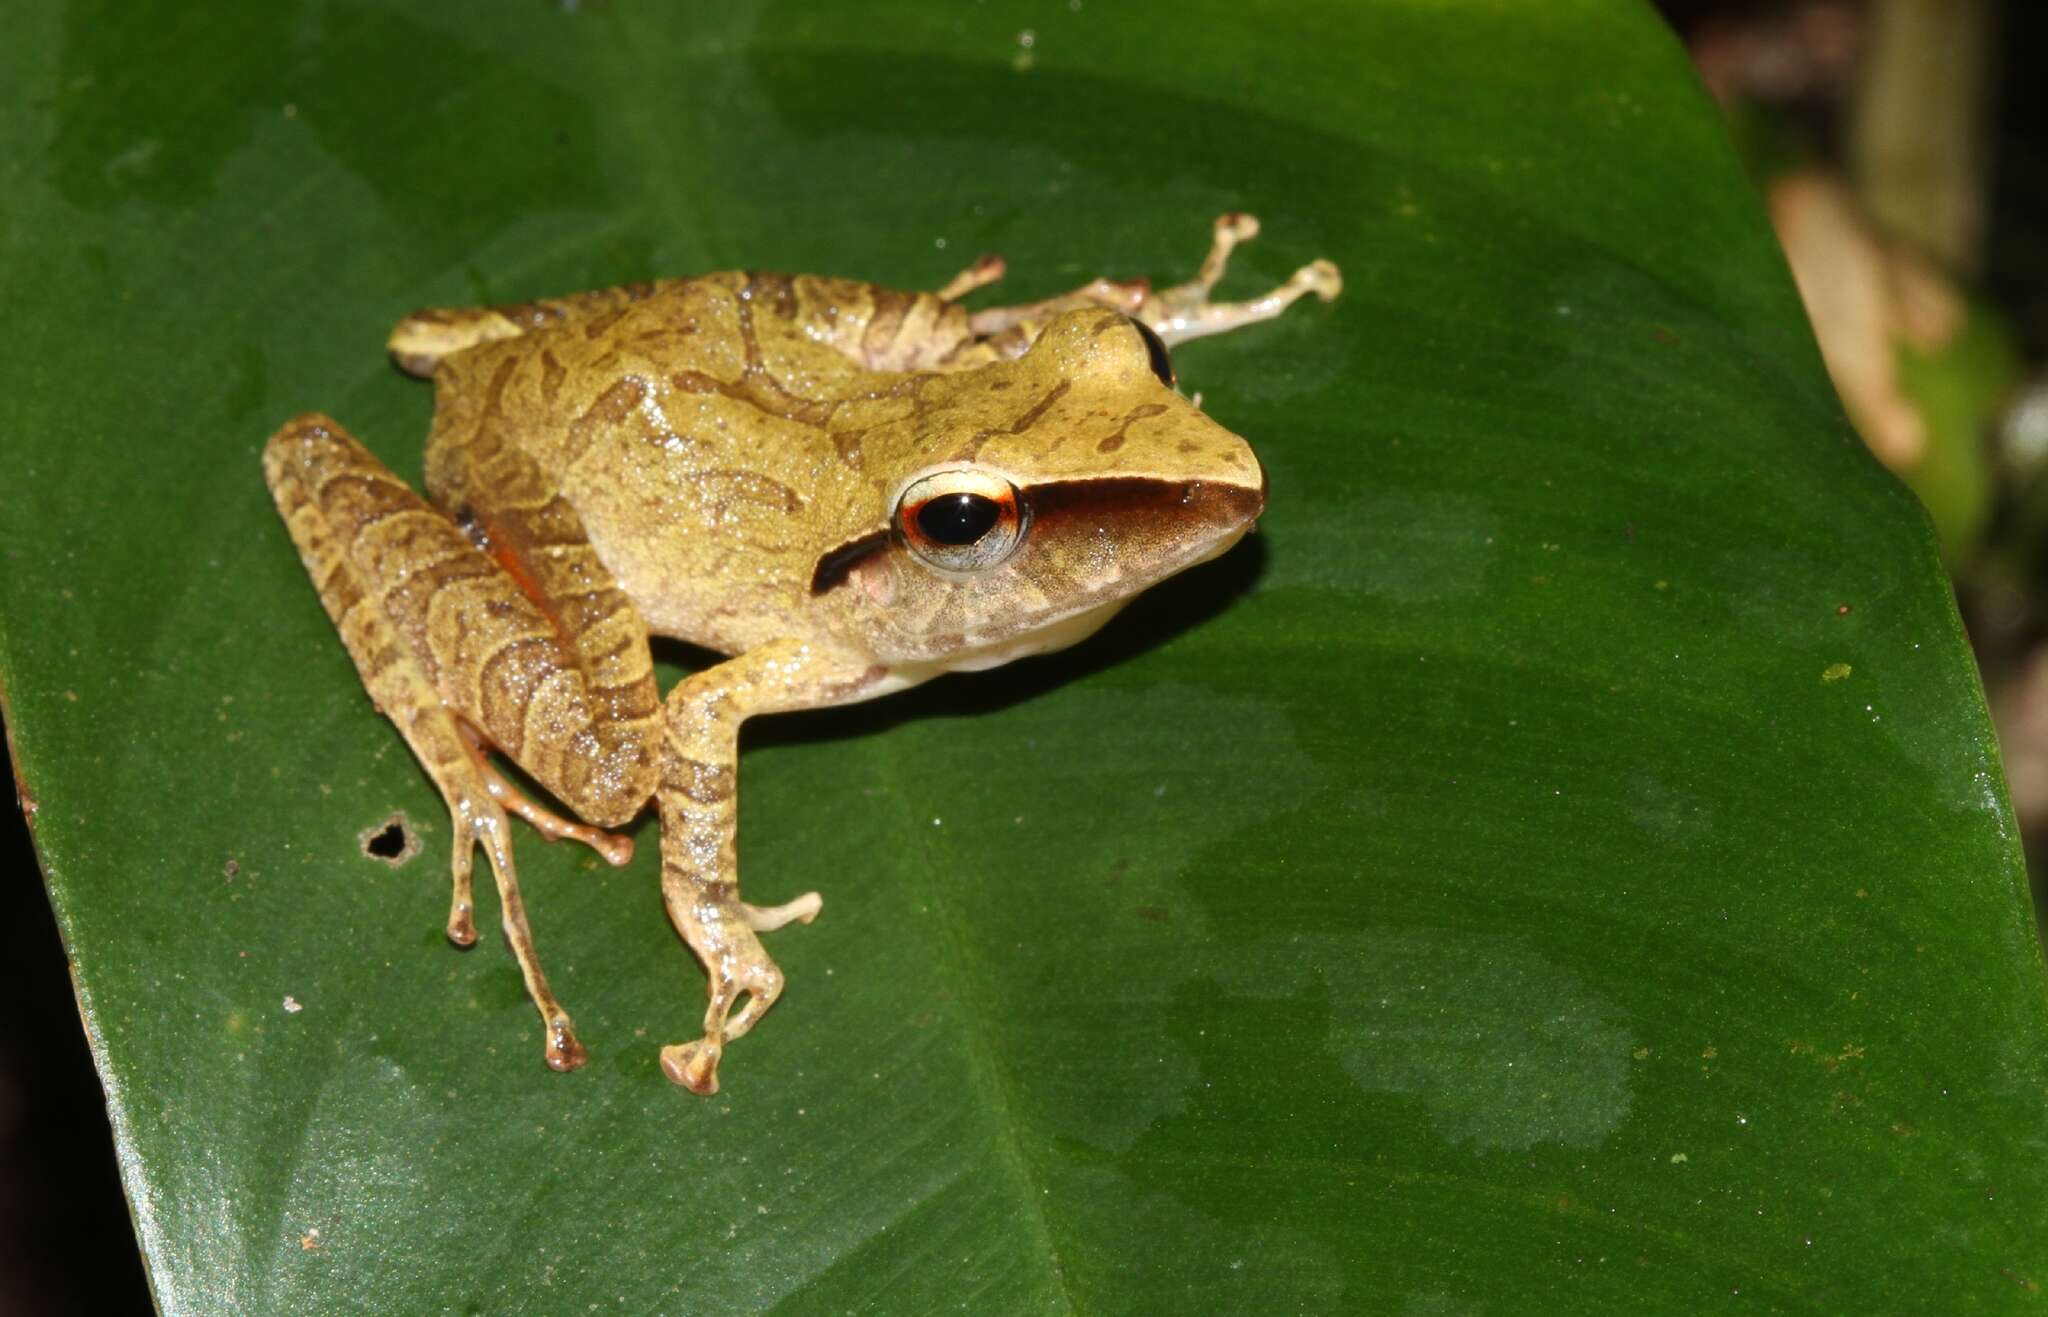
[818,308,1266,668]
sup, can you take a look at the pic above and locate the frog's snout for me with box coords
[1179,476,1265,533]
[1023,475,1262,556]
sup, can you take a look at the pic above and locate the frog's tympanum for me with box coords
[265,214,1339,1094]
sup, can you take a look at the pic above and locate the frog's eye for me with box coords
[1131,317,1175,388]
[895,470,1026,572]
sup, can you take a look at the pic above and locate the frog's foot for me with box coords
[658,952,788,1096]
[456,721,634,868]
[443,782,589,1072]
[742,891,822,933]
[661,1038,722,1095]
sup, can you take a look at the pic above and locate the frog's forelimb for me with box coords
[653,638,883,1096]
[960,211,1342,352]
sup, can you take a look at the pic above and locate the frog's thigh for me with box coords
[654,639,884,1095]
[273,421,660,831]
[435,470,665,832]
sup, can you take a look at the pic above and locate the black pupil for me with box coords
[916,493,1001,546]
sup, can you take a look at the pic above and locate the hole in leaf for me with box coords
[358,812,421,867]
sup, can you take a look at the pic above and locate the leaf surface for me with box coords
[3,1,2043,1310]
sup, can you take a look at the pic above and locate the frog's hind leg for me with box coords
[957,212,1341,360]
[263,413,662,1072]
[456,720,633,866]
[386,281,665,376]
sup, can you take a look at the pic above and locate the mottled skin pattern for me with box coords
[264,214,1339,1093]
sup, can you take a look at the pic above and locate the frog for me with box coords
[263,213,1340,1095]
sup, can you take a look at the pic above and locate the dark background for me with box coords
[2,722,150,1310]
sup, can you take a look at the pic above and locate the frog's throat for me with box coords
[872,522,1251,695]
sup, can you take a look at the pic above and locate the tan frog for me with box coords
[264,214,1339,1094]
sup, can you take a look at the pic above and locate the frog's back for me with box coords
[416,272,965,654]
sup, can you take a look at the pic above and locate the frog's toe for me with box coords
[742,890,823,933]
[1215,210,1260,242]
[1301,258,1343,301]
[446,899,479,947]
[545,1014,588,1072]
[661,1039,721,1095]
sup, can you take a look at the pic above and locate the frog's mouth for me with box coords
[975,474,1264,638]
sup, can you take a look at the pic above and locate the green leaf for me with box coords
[6,1,2045,1310]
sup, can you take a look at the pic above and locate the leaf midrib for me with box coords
[877,729,1077,1312]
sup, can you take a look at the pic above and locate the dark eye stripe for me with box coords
[809,529,890,594]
